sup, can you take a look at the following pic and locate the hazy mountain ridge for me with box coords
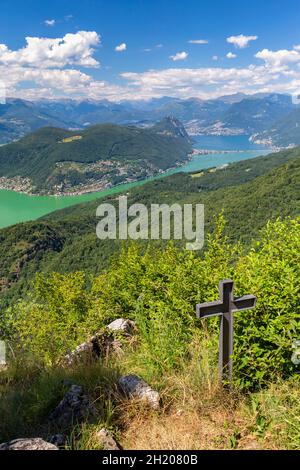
[0,93,297,145]
[252,107,300,147]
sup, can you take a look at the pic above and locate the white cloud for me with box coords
[115,43,127,52]
[227,52,237,59]
[0,31,101,68]
[44,19,56,27]
[212,55,219,61]
[121,67,255,89]
[188,39,209,44]
[5,60,300,102]
[3,32,300,103]
[255,48,300,67]
[170,51,188,61]
[227,34,258,49]
[120,63,291,100]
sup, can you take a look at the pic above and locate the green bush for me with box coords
[234,217,300,388]
[8,271,91,365]
[6,216,300,389]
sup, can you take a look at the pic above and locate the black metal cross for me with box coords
[196,280,256,384]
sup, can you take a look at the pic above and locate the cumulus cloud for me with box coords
[0,31,101,68]
[227,34,258,49]
[115,43,127,52]
[188,39,209,44]
[120,63,293,100]
[121,67,255,89]
[255,48,300,67]
[5,60,300,102]
[44,19,56,27]
[170,51,188,61]
[227,52,237,59]
[3,32,300,103]
[212,55,219,61]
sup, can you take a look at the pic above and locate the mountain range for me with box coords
[0,93,298,146]
[252,107,300,147]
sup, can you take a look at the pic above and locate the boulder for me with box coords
[64,341,95,367]
[107,318,136,336]
[118,374,160,409]
[64,319,136,367]
[95,428,122,450]
[49,385,96,430]
[0,438,58,450]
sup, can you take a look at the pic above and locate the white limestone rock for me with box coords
[118,374,160,409]
[107,318,136,335]
[63,319,136,367]
[96,428,122,450]
[0,438,58,451]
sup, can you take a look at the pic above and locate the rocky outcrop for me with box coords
[49,385,96,431]
[64,319,136,367]
[95,428,122,450]
[64,341,95,366]
[107,318,135,335]
[118,374,160,409]
[0,438,58,450]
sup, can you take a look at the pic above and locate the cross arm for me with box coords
[231,294,256,312]
[196,300,224,319]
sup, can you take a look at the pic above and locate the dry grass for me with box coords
[1,336,298,450]
[118,391,284,450]
[115,365,248,450]
[122,407,237,450]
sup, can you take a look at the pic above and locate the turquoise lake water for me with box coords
[0,135,270,229]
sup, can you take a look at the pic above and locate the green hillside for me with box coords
[0,146,299,306]
[1,145,300,452]
[0,117,192,194]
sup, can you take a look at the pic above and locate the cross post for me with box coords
[196,280,256,384]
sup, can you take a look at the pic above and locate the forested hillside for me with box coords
[0,117,192,194]
[0,146,299,306]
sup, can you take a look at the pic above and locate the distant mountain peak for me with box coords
[152,116,190,140]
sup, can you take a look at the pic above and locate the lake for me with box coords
[0,135,270,229]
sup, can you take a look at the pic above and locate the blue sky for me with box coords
[1,0,300,101]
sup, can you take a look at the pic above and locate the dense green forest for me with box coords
[0,117,192,193]
[0,145,299,306]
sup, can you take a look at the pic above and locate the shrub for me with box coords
[6,216,300,389]
[8,272,91,365]
[234,218,300,388]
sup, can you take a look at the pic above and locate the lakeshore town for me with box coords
[0,147,273,197]
[0,160,168,196]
